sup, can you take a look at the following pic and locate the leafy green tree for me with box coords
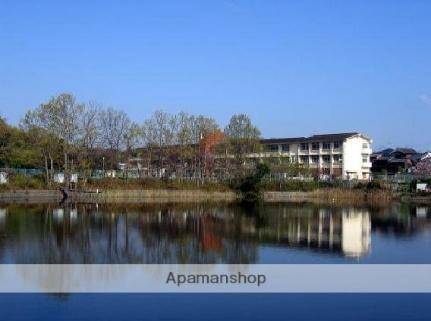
[0,117,46,169]
[224,114,261,177]
[236,162,270,202]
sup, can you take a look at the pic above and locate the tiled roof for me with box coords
[261,132,360,144]
[308,132,359,141]
[261,137,307,144]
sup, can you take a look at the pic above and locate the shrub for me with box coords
[366,180,385,190]
[231,163,271,201]
[6,174,46,189]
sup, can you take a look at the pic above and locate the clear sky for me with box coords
[1,0,430,151]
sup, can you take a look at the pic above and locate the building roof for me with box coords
[372,148,394,157]
[411,154,423,162]
[261,137,307,144]
[392,148,417,154]
[308,132,360,141]
[421,152,431,161]
[261,132,361,145]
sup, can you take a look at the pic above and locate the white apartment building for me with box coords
[256,132,373,180]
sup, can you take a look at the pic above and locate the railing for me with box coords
[0,168,45,176]
[372,173,430,182]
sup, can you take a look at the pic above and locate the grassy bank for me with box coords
[0,174,407,207]
[0,175,231,192]
[0,187,393,206]
[0,175,47,191]
[265,188,393,207]
[85,177,231,192]
[0,189,237,203]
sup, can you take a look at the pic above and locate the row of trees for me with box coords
[1,93,265,183]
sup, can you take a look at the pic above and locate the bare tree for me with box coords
[98,107,132,168]
[141,112,221,180]
[22,93,84,146]
[175,112,195,179]
[141,119,158,177]
[123,122,143,177]
[144,110,173,177]
[81,102,100,149]
[124,122,143,152]
[21,93,85,183]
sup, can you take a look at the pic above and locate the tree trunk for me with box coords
[64,152,69,188]
[50,156,54,181]
[45,156,50,186]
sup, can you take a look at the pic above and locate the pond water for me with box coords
[0,202,430,264]
[1,202,430,321]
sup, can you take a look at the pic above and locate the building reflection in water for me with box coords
[341,209,370,257]
[0,203,428,264]
[242,206,370,258]
[0,208,6,225]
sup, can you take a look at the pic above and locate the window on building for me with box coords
[362,155,368,163]
[322,155,331,163]
[265,144,279,152]
[311,155,319,163]
[362,143,368,149]
[281,144,289,152]
[311,142,319,150]
[333,141,341,149]
[322,142,331,150]
[300,155,309,164]
[300,143,309,151]
[333,155,342,163]
[322,168,330,175]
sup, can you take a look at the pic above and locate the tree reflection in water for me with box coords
[0,202,429,264]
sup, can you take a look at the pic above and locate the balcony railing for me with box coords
[362,162,372,168]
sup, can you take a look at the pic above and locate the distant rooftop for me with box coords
[262,132,362,144]
[372,148,394,157]
[373,147,419,158]
[393,148,417,154]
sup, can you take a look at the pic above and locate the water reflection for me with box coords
[0,202,429,263]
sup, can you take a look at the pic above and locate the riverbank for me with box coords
[0,189,237,203]
[0,188,400,206]
[264,189,393,206]
[398,194,431,205]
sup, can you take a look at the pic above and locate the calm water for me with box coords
[0,202,430,321]
[0,202,430,264]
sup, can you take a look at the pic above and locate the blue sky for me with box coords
[1,0,430,151]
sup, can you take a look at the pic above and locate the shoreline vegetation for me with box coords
[0,185,397,206]
[2,186,430,206]
[0,94,393,196]
[0,171,428,206]
[1,169,427,205]
[0,93,429,206]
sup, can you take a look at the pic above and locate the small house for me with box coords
[70,173,78,183]
[416,207,428,218]
[105,170,116,178]
[0,172,8,184]
[416,183,430,192]
[54,173,65,184]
